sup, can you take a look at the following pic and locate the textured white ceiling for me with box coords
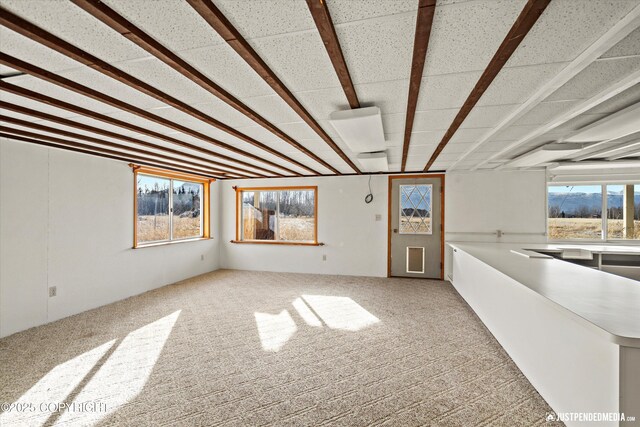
[213,0,317,40]
[601,26,640,58]
[0,0,639,177]
[102,0,227,53]
[547,56,640,102]
[1,0,151,63]
[506,0,640,67]
[337,12,416,85]
[328,0,417,24]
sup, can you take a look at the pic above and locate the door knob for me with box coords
[393,228,398,233]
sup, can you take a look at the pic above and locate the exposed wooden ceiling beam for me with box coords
[0,101,257,177]
[0,131,224,179]
[69,0,338,175]
[0,53,298,177]
[0,81,275,177]
[423,0,551,171]
[185,0,360,174]
[0,115,245,178]
[0,7,311,176]
[306,0,360,110]
[401,0,436,172]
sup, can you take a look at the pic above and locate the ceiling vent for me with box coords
[328,107,386,153]
[508,143,584,168]
[357,151,389,172]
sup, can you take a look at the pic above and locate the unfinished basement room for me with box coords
[1,0,639,426]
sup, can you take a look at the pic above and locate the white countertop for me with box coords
[528,243,640,256]
[447,242,640,347]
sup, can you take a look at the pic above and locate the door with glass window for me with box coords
[389,176,443,278]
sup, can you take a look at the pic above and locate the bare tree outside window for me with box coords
[240,188,316,242]
[136,173,207,244]
[137,175,170,243]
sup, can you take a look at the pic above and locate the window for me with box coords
[548,183,639,241]
[399,184,432,234]
[548,185,603,240]
[134,166,211,247]
[607,184,639,240]
[235,186,317,245]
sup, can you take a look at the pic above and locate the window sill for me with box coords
[547,239,640,246]
[230,240,323,246]
[134,237,211,249]
[547,239,640,245]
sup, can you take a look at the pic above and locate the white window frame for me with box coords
[546,182,639,244]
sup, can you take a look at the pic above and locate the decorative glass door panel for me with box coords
[399,184,432,234]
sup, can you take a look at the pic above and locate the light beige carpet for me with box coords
[0,270,561,426]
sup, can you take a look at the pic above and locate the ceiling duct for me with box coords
[507,143,584,168]
[550,159,640,170]
[357,151,389,172]
[565,102,640,143]
[328,107,386,153]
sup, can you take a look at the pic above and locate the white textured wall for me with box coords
[0,139,553,337]
[443,170,547,278]
[219,171,547,277]
[445,170,547,243]
[220,175,389,277]
[0,140,221,338]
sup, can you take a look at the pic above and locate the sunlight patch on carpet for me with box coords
[0,340,116,426]
[54,310,180,425]
[255,295,380,352]
[302,295,380,331]
[254,310,297,352]
[292,297,322,327]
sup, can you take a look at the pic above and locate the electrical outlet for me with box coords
[201,254,204,261]
[49,286,57,297]
[375,214,382,221]
[322,254,327,261]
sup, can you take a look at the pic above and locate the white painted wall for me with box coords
[0,140,221,338]
[443,170,547,279]
[445,169,547,243]
[220,175,389,277]
[222,171,548,280]
[0,140,553,337]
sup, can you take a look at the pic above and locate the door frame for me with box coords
[387,174,445,279]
